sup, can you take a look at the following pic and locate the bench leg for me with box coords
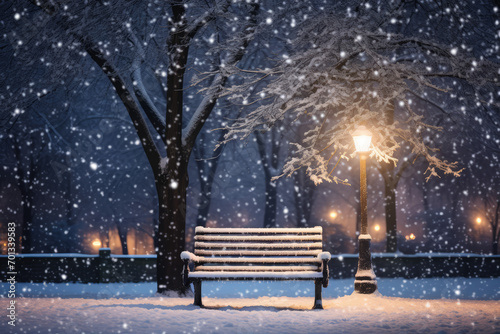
[193,279,203,307]
[313,279,323,310]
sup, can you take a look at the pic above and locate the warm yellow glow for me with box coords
[405,233,416,241]
[476,217,482,224]
[330,211,338,219]
[92,240,102,247]
[352,126,373,152]
[374,224,380,231]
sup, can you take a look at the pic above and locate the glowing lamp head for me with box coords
[92,240,102,247]
[374,224,380,232]
[476,217,482,224]
[351,126,373,153]
[352,125,372,152]
[330,211,337,219]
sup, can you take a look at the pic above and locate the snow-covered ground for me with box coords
[1,278,499,333]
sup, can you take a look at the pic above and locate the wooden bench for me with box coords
[181,226,331,309]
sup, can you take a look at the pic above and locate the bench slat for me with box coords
[195,257,321,264]
[195,227,322,234]
[195,235,323,241]
[188,271,323,279]
[194,242,323,249]
[194,250,322,256]
[194,265,320,272]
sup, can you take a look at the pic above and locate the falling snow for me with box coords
[0,1,499,333]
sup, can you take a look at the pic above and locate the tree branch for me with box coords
[182,3,260,152]
[85,44,162,173]
[128,31,166,139]
[185,0,232,39]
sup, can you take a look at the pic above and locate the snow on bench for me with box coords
[180,226,331,309]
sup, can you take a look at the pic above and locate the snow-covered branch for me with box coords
[220,13,499,184]
[182,2,260,151]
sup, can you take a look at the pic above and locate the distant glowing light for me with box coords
[90,162,98,170]
[374,224,380,232]
[476,217,482,224]
[405,233,416,240]
[92,240,101,247]
[330,211,337,219]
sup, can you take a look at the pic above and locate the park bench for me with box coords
[181,226,331,309]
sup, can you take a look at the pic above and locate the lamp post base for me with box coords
[354,236,377,294]
[354,280,378,294]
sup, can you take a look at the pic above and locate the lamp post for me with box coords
[352,126,377,294]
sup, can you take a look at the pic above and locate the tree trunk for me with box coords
[196,159,218,226]
[151,1,191,295]
[383,164,398,253]
[195,193,211,227]
[21,192,32,253]
[195,165,217,227]
[381,101,398,253]
[194,156,210,228]
[155,163,189,294]
[492,200,500,255]
[294,168,314,228]
[256,132,278,228]
[194,135,224,227]
[12,139,33,253]
[294,180,306,228]
[263,182,278,228]
[153,211,159,252]
[117,225,128,255]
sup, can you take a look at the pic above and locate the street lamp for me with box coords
[352,125,377,294]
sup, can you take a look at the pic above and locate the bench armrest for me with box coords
[180,251,198,287]
[180,251,199,262]
[317,252,331,288]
